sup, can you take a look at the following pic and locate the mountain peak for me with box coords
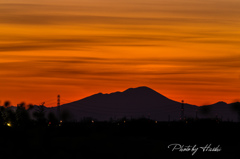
[213,101,228,105]
[124,86,156,93]
[122,86,170,100]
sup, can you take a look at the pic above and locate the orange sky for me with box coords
[0,0,240,106]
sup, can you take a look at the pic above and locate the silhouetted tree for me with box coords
[1,101,16,126]
[0,104,6,125]
[33,102,46,125]
[16,102,33,127]
[4,101,10,108]
[27,103,34,110]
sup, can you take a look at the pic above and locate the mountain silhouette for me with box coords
[4,86,238,121]
[198,101,237,121]
[59,86,197,121]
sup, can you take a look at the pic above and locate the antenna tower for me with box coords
[57,95,60,121]
[180,100,184,121]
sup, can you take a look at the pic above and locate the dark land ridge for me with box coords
[21,86,240,122]
[0,86,239,158]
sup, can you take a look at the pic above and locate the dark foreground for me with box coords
[0,119,239,159]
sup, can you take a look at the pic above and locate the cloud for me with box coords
[1,55,239,78]
[1,1,239,53]
[1,0,239,84]
[1,13,236,26]
[1,2,239,26]
[1,32,239,52]
[0,35,164,52]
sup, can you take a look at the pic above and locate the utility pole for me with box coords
[180,100,184,121]
[57,95,60,121]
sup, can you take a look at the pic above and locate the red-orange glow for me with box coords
[0,0,239,107]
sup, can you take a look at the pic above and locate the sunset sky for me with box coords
[0,0,240,107]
